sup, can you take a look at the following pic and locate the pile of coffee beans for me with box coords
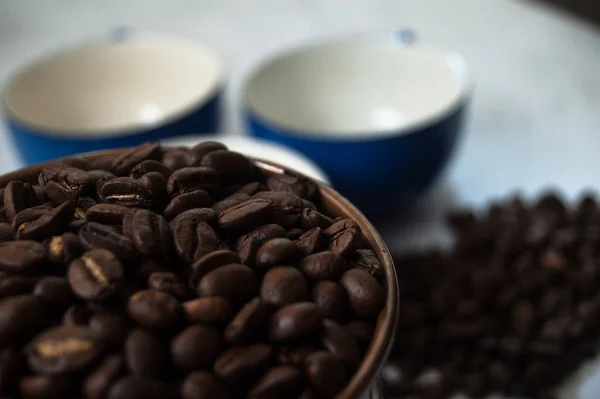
[385,193,600,398]
[0,142,387,399]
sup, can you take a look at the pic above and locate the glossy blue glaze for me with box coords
[6,90,222,165]
[247,102,467,212]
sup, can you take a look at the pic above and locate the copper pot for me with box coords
[0,148,399,399]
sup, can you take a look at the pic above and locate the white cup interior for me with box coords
[244,43,471,139]
[3,39,222,136]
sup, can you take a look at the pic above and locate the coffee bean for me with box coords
[255,238,304,269]
[0,347,24,395]
[167,167,219,196]
[107,375,175,399]
[13,205,52,232]
[301,209,334,230]
[164,190,212,220]
[20,375,76,399]
[84,355,125,399]
[313,281,347,322]
[127,289,182,329]
[345,321,374,347]
[87,169,116,186]
[0,240,46,274]
[4,181,38,222]
[235,181,262,196]
[0,275,40,297]
[269,302,323,342]
[16,201,75,241]
[304,351,347,396]
[188,250,241,288]
[249,365,303,398]
[125,328,166,377]
[79,222,136,260]
[86,204,134,225]
[278,345,317,366]
[320,319,361,366]
[353,249,385,282]
[68,249,123,301]
[341,268,385,319]
[190,141,228,161]
[181,371,232,399]
[235,224,288,266]
[112,142,161,176]
[200,150,256,183]
[148,272,188,300]
[101,177,153,208]
[261,266,308,308]
[134,259,169,283]
[299,251,347,281]
[130,160,173,180]
[324,219,361,256]
[130,210,173,256]
[138,172,169,210]
[219,199,272,231]
[51,232,82,264]
[38,166,89,203]
[267,174,311,198]
[197,264,259,305]
[161,149,196,170]
[171,209,219,263]
[212,193,251,213]
[89,312,131,346]
[33,277,75,311]
[253,191,314,215]
[0,223,13,242]
[27,325,104,374]
[225,297,268,343]
[214,344,274,384]
[171,325,222,371]
[296,227,324,256]
[63,304,94,326]
[183,297,233,325]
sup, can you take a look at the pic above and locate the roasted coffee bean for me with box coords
[87,169,116,186]
[0,223,13,242]
[0,295,47,345]
[214,344,274,385]
[324,219,361,256]
[138,172,168,210]
[62,304,94,326]
[0,347,24,395]
[219,199,272,231]
[287,227,305,240]
[236,224,288,266]
[107,375,175,399]
[16,201,75,241]
[266,173,311,198]
[190,141,228,161]
[255,238,304,269]
[89,312,131,346]
[345,321,374,347]
[112,142,161,176]
[127,289,182,329]
[278,345,317,366]
[51,232,82,264]
[249,365,303,398]
[183,297,233,325]
[68,249,123,301]
[198,264,259,305]
[167,167,220,196]
[171,209,219,263]
[299,251,347,281]
[253,191,315,214]
[4,181,39,222]
[0,240,46,274]
[341,268,385,319]
[164,190,212,220]
[320,319,361,366]
[20,375,76,399]
[130,210,172,256]
[84,355,125,399]
[181,371,232,399]
[296,227,325,255]
[101,177,153,208]
[149,272,188,300]
[125,328,166,377]
[313,281,347,322]
[301,208,334,230]
[27,325,104,374]
[0,275,40,297]
[188,250,241,288]
[270,302,323,342]
[130,159,173,180]
[86,204,134,225]
[161,149,196,170]
[13,206,52,232]
[200,150,256,183]
[225,297,269,343]
[171,325,222,371]
[58,156,93,170]
[261,266,308,308]
[235,181,261,196]
[38,166,89,203]
[304,351,347,396]
[212,194,251,214]
[79,222,136,260]
[33,277,74,311]
[353,249,385,282]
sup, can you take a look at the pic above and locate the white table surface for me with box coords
[1,0,600,397]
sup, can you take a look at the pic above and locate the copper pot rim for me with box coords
[0,148,399,399]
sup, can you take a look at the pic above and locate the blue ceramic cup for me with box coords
[3,33,224,165]
[243,31,473,213]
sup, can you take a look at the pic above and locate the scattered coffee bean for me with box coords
[112,142,161,176]
[197,264,259,305]
[130,210,173,256]
[125,328,166,377]
[20,374,76,399]
[313,281,347,322]
[249,365,303,398]
[79,222,136,260]
[188,250,241,288]
[301,208,334,230]
[0,295,47,345]
[130,159,173,180]
[320,319,361,366]
[89,312,131,347]
[86,204,134,225]
[255,238,304,269]
[107,375,174,399]
[33,277,74,311]
[183,297,233,325]
[127,290,181,329]
[148,272,188,300]
[340,268,385,319]
[164,190,212,220]
[269,302,323,342]
[181,370,232,399]
[4,181,38,222]
[101,177,153,208]
[38,166,89,203]
[200,150,256,184]
[84,355,125,399]
[62,304,94,326]
[214,344,274,385]
[324,219,361,256]
[261,266,308,309]
[299,250,347,281]
[68,249,123,301]
[225,297,269,343]
[0,240,46,274]
[167,167,219,196]
[304,351,347,396]
[171,324,222,371]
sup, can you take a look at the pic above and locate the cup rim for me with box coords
[0,146,399,399]
[243,40,473,142]
[2,38,224,139]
